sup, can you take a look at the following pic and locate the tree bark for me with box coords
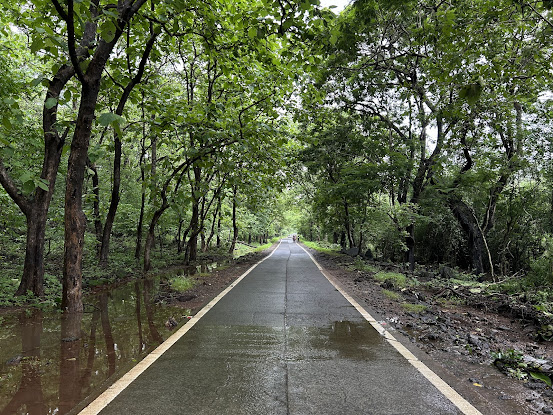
[448,196,490,275]
[63,83,100,313]
[143,206,168,271]
[228,186,238,254]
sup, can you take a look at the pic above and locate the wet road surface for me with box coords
[93,239,467,414]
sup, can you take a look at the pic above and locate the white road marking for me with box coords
[78,241,282,415]
[298,244,483,415]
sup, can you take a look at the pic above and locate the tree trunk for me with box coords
[63,83,100,313]
[98,133,121,266]
[186,203,200,263]
[228,186,238,254]
[135,189,146,259]
[405,224,415,272]
[88,160,102,254]
[16,206,49,297]
[98,31,157,266]
[343,199,354,248]
[206,198,221,249]
[185,165,202,262]
[448,196,491,275]
[143,206,168,271]
[1,65,73,298]
[216,207,222,248]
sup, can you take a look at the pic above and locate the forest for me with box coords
[1,0,553,315]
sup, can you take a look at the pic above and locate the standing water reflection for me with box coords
[0,277,187,414]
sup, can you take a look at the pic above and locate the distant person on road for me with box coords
[297,235,300,243]
[293,235,296,242]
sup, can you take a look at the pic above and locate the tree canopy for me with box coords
[2,0,553,311]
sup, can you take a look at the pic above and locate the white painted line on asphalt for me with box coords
[78,241,282,415]
[298,244,483,415]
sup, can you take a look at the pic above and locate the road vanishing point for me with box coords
[80,238,485,415]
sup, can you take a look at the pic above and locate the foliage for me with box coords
[302,240,341,255]
[373,272,411,289]
[169,276,196,293]
[527,235,553,287]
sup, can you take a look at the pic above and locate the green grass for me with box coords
[302,240,341,255]
[253,242,272,252]
[353,257,379,273]
[402,303,427,313]
[169,276,196,292]
[382,289,401,300]
[374,271,410,288]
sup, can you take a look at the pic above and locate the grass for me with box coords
[253,242,272,252]
[402,303,428,313]
[302,240,341,255]
[382,289,401,300]
[169,276,196,292]
[353,257,379,273]
[374,271,411,288]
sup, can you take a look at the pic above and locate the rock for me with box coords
[177,293,197,302]
[421,316,437,325]
[522,355,552,372]
[543,406,552,414]
[165,317,178,329]
[364,248,374,260]
[468,334,483,347]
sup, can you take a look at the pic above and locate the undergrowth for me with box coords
[302,240,341,255]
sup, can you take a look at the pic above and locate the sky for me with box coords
[319,0,351,12]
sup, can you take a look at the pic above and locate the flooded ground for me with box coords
[0,277,190,415]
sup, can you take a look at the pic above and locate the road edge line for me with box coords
[298,244,483,415]
[78,241,282,415]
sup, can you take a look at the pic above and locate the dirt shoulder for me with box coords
[307,248,553,415]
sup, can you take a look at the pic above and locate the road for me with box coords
[81,238,481,415]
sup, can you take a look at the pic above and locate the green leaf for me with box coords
[19,172,32,183]
[45,97,58,109]
[97,112,120,126]
[30,38,45,54]
[248,27,257,39]
[23,180,35,194]
[100,21,117,43]
[31,77,43,87]
[2,117,12,130]
[36,178,49,191]
[530,372,552,387]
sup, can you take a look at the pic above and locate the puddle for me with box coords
[0,278,188,414]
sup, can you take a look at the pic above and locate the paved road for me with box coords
[94,239,467,414]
